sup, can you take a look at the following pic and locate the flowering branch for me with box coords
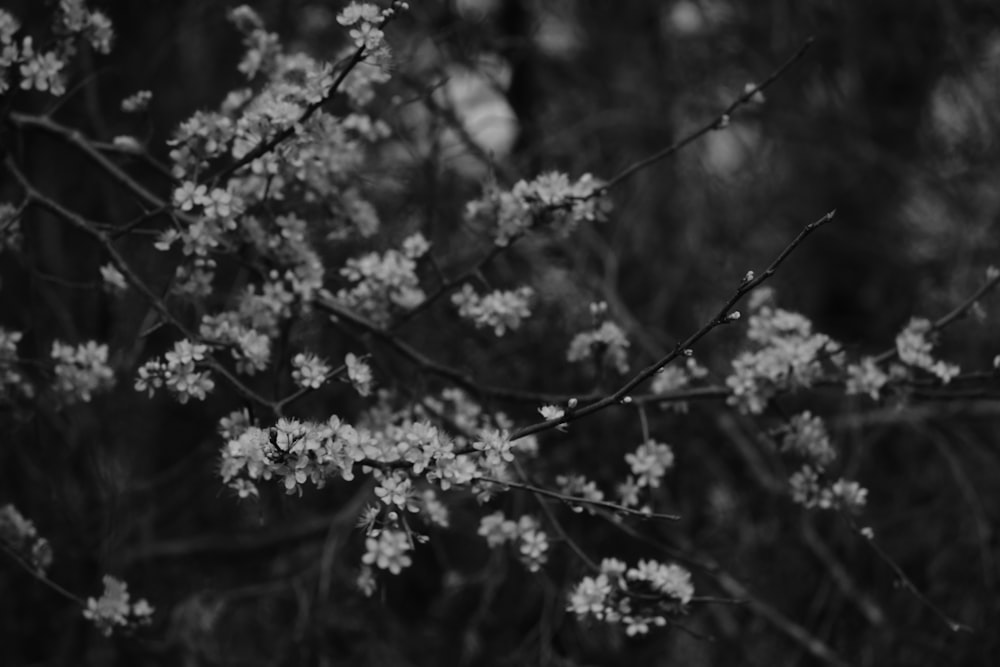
[872,268,1000,365]
[4,156,278,413]
[510,209,837,441]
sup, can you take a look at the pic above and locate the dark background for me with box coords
[2,0,1000,665]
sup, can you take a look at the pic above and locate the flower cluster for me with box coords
[0,328,32,401]
[220,417,359,496]
[773,409,867,513]
[472,428,515,472]
[51,340,115,403]
[555,474,605,513]
[335,234,429,326]
[134,340,215,403]
[477,511,550,572]
[120,89,151,113]
[567,320,631,374]
[220,413,483,499]
[650,357,708,395]
[199,313,271,375]
[726,302,841,414]
[845,356,889,400]
[228,5,280,80]
[82,575,154,637]
[157,182,241,258]
[335,2,405,103]
[99,263,127,293]
[0,202,23,253]
[56,0,114,55]
[451,284,534,336]
[361,527,413,574]
[291,352,331,389]
[465,172,609,246]
[337,3,388,51]
[567,557,694,636]
[0,11,21,95]
[789,466,868,513]
[0,504,53,574]
[895,317,960,383]
[780,411,836,468]
[345,353,374,396]
[0,1,113,97]
[650,356,709,412]
[624,440,675,492]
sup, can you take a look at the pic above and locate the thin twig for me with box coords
[600,37,816,192]
[872,270,1000,365]
[512,459,600,571]
[5,157,277,413]
[0,543,83,605]
[509,210,836,441]
[843,515,975,634]
[476,476,680,521]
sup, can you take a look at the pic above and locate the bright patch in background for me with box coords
[702,125,759,177]
[535,9,582,59]
[438,56,518,172]
[455,0,501,20]
[666,1,704,35]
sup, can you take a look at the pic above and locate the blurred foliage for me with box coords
[3,0,1000,666]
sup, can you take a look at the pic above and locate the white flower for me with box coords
[121,90,152,113]
[473,428,514,468]
[345,353,373,396]
[336,2,381,26]
[82,576,153,637]
[373,473,412,509]
[19,42,65,96]
[478,511,516,547]
[99,263,127,292]
[895,318,959,383]
[624,440,674,488]
[362,529,413,574]
[291,352,330,389]
[626,560,694,605]
[0,504,52,573]
[111,135,142,152]
[538,404,564,421]
[519,529,549,571]
[401,232,430,258]
[172,181,208,212]
[51,340,115,403]
[781,412,836,469]
[567,321,630,374]
[845,357,888,400]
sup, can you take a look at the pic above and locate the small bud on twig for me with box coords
[741,270,755,285]
[726,311,741,322]
[682,348,694,357]
[621,396,633,405]
[567,397,578,409]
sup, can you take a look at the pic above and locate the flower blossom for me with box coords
[452,284,533,336]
